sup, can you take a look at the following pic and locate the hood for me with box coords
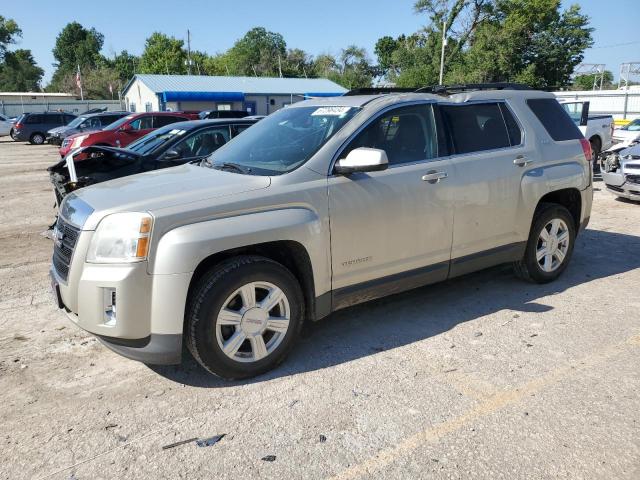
[65,163,271,229]
[618,143,640,159]
[613,129,640,141]
[48,126,65,135]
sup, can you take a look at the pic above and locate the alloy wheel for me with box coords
[536,218,570,273]
[215,281,291,363]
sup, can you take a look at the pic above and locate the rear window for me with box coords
[499,104,522,146]
[154,115,187,127]
[441,103,511,154]
[527,98,583,141]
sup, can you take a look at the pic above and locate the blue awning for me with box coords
[304,92,345,99]
[161,91,245,102]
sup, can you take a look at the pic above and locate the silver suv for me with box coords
[50,87,593,379]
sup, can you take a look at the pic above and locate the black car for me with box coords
[47,111,130,145]
[48,118,259,204]
[198,110,250,120]
[13,111,77,144]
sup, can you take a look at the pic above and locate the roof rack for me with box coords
[343,87,420,96]
[416,83,532,95]
[343,83,533,97]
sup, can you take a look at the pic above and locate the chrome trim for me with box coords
[59,194,94,229]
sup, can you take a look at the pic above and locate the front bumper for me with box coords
[50,229,192,364]
[602,170,640,201]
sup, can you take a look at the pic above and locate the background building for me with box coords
[121,74,347,115]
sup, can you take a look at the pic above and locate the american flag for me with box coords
[75,65,82,89]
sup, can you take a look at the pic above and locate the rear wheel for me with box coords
[514,203,576,283]
[10,128,17,140]
[590,137,601,173]
[186,256,304,379]
[30,132,45,145]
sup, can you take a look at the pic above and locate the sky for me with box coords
[3,0,640,85]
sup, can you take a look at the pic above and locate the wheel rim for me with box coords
[215,281,290,363]
[33,135,43,144]
[536,218,570,273]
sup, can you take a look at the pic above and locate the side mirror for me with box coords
[334,147,389,175]
[162,149,181,161]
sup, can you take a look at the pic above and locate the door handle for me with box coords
[421,170,448,183]
[513,155,533,167]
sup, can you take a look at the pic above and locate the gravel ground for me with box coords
[0,136,639,480]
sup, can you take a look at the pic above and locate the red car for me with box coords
[59,112,198,157]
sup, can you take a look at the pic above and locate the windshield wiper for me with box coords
[212,162,252,174]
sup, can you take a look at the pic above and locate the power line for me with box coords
[591,40,640,50]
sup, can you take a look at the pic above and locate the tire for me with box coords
[30,133,45,145]
[10,128,17,140]
[590,137,601,173]
[186,255,305,379]
[513,203,576,284]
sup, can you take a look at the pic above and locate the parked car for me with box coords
[601,143,640,201]
[198,110,250,120]
[47,111,130,145]
[48,118,259,204]
[13,111,77,144]
[0,113,12,137]
[50,85,593,379]
[560,101,613,162]
[59,112,199,157]
[606,118,640,153]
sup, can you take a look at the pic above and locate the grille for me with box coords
[52,218,80,282]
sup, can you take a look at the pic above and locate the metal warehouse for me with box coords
[121,74,347,115]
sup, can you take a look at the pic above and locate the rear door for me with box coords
[328,102,454,307]
[440,101,534,276]
[116,115,154,146]
[151,125,232,170]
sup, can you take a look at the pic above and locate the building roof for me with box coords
[0,92,75,97]
[124,74,347,97]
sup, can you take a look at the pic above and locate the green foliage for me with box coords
[572,70,614,90]
[139,32,187,75]
[375,0,593,89]
[0,49,43,91]
[0,15,21,60]
[109,50,139,83]
[225,27,287,76]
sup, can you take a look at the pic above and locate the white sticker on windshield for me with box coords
[311,107,351,116]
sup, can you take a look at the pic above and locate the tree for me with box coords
[283,48,312,77]
[573,70,614,91]
[55,65,120,99]
[138,32,187,75]
[226,27,287,76]
[0,15,21,60]
[109,50,139,83]
[0,49,43,91]
[49,22,104,90]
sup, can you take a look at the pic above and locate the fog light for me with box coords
[104,288,116,326]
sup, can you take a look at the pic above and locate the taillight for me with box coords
[579,138,592,163]
[15,122,23,129]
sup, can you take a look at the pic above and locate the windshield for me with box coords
[622,119,640,131]
[127,126,189,155]
[205,106,360,175]
[66,116,89,128]
[103,115,134,131]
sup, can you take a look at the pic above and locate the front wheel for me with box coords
[186,256,304,379]
[30,133,45,145]
[514,203,576,283]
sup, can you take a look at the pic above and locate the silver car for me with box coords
[602,143,640,201]
[50,86,593,379]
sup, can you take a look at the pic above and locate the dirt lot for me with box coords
[0,136,639,479]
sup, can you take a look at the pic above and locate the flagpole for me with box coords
[77,65,84,101]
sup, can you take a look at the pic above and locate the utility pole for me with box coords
[278,54,283,78]
[187,29,192,75]
[439,17,447,85]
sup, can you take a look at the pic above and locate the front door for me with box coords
[328,103,454,309]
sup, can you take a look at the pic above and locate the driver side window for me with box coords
[129,116,153,130]
[342,104,438,165]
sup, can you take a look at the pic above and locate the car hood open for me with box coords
[65,163,271,229]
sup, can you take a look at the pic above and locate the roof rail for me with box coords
[416,83,532,95]
[344,83,533,97]
[343,87,419,96]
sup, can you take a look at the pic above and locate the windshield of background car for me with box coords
[622,119,640,131]
[206,106,360,175]
[126,126,188,155]
[103,115,135,131]
[66,116,89,129]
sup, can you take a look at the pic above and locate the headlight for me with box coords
[87,212,153,263]
[71,134,89,149]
